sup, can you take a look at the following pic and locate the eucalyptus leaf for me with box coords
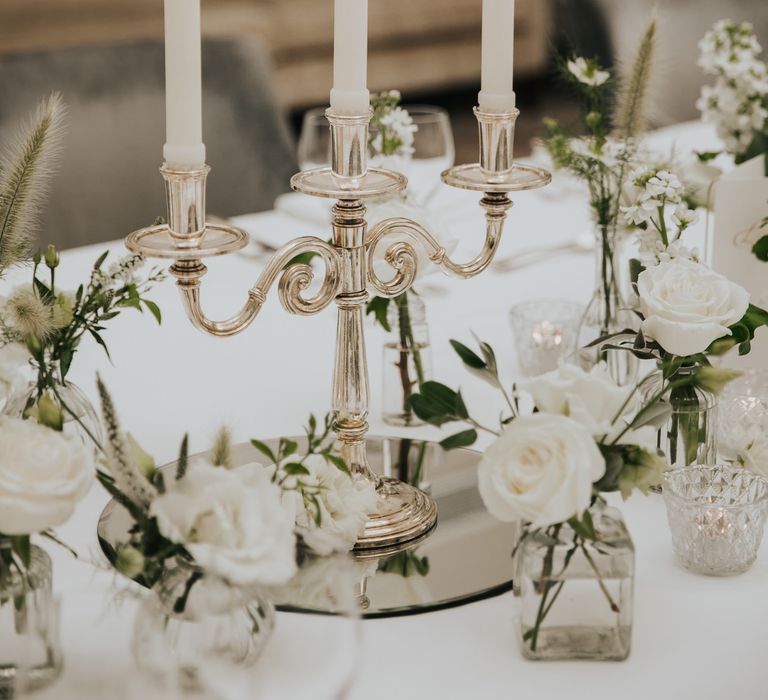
[439,429,478,450]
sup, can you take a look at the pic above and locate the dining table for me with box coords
[18,120,768,700]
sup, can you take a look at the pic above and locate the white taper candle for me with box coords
[163,0,206,168]
[330,0,370,114]
[479,0,516,113]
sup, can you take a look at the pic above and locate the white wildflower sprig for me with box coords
[697,20,768,159]
[96,375,157,509]
[567,57,610,87]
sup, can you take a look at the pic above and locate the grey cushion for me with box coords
[0,38,297,250]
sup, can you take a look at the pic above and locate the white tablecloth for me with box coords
[19,121,768,699]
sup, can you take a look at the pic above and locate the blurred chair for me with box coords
[594,0,768,126]
[0,38,296,250]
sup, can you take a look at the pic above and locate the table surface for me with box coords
[18,121,768,700]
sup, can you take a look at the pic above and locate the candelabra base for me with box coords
[355,477,438,550]
[441,162,551,192]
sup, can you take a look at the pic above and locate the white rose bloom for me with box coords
[0,343,29,401]
[282,454,378,555]
[151,460,297,587]
[478,414,605,528]
[638,258,750,356]
[0,417,94,535]
[523,363,634,440]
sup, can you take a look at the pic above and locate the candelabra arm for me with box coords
[365,192,512,295]
[169,236,342,337]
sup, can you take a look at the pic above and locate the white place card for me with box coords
[712,156,768,369]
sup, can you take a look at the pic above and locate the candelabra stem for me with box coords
[331,199,375,482]
[330,199,438,549]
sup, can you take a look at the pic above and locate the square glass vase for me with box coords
[516,503,635,661]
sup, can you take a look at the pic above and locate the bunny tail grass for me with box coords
[613,17,657,140]
[0,93,66,275]
[96,375,157,508]
[210,426,233,469]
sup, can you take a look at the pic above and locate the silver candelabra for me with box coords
[126,104,550,550]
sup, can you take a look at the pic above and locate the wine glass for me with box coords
[401,105,455,207]
[297,107,332,171]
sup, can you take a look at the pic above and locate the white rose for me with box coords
[282,454,378,555]
[478,414,605,528]
[0,343,29,402]
[150,460,296,587]
[0,417,94,534]
[523,363,632,439]
[638,258,750,356]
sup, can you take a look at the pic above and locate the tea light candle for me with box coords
[330,0,370,114]
[163,0,206,169]
[531,321,564,350]
[478,0,516,113]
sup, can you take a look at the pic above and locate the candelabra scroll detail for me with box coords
[164,236,342,337]
[365,192,512,296]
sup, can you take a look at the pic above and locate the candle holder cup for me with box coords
[663,464,768,576]
[126,102,550,550]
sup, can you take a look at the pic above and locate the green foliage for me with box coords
[365,295,391,331]
[409,381,469,427]
[377,550,430,577]
[1,248,164,428]
[752,233,768,262]
[0,94,65,276]
[708,304,768,356]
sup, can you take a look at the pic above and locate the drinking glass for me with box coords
[509,300,584,377]
[663,464,768,576]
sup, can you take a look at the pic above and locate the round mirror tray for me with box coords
[97,436,517,619]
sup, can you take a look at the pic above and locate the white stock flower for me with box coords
[478,414,605,528]
[697,20,768,158]
[671,203,698,229]
[282,454,377,555]
[638,258,750,356]
[151,460,297,587]
[567,57,610,87]
[0,416,94,535]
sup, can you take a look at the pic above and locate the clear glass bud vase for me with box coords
[382,292,432,426]
[578,226,639,386]
[0,542,63,695]
[515,501,635,661]
[3,359,102,453]
[640,367,718,469]
[132,559,275,694]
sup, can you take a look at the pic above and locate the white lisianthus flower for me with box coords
[478,414,605,528]
[638,258,750,356]
[0,343,29,401]
[281,454,378,555]
[151,460,297,587]
[0,417,94,535]
[566,57,610,87]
